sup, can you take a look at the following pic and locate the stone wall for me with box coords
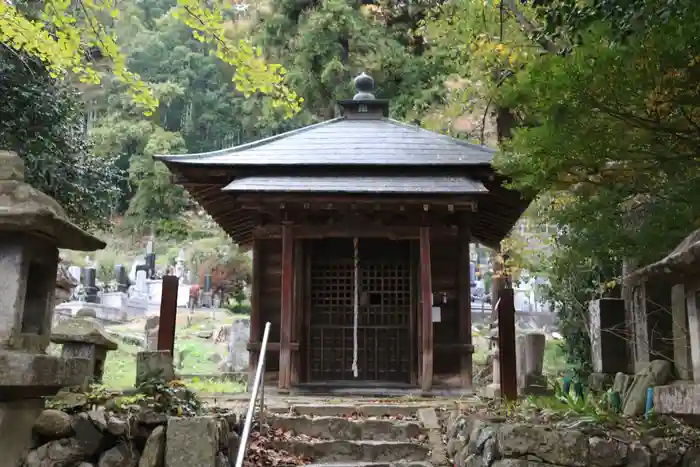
[25,407,241,467]
[445,414,699,467]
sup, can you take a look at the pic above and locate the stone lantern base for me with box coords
[0,350,90,463]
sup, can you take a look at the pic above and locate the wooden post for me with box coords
[685,286,700,383]
[291,240,304,385]
[671,284,692,380]
[631,281,650,372]
[457,221,473,389]
[497,287,517,401]
[279,223,294,390]
[419,227,433,392]
[157,275,179,355]
[248,239,262,390]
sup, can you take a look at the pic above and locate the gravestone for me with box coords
[68,266,81,284]
[145,240,156,279]
[144,315,159,351]
[136,350,175,386]
[0,150,105,464]
[175,248,186,280]
[115,264,130,293]
[516,332,551,396]
[81,266,99,303]
[130,269,149,302]
[225,317,251,372]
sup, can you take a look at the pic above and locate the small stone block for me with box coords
[165,416,218,467]
[653,383,700,415]
[417,408,440,429]
[136,350,175,386]
[483,384,501,399]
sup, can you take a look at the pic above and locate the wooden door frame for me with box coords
[302,237,418,384]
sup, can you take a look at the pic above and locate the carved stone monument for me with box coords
[0,150,105,464]
[516,332,551,396]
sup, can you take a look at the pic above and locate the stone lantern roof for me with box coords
[0,150,105,251]
[51,311,119,351]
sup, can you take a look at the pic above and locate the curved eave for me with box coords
[185,183,529,249]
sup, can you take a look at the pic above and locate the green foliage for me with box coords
[45,379,202,417]
[475,0,700,374]
[85,0,309,230]
[514,389,622,426]
[255,0,450,122]
[135,377,203,416]
[523,0,689,49]
[0,50,122,231]
[1,0,302,115]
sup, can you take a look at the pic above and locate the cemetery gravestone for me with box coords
[225,317,251,372]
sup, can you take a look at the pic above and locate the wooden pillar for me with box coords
[671,284,692,380]
[631,281,650,372]
[457,221,473,389]
[157,275,179,355]
[248,239,262,389]
[290,240,304,385]
[419,227,433,392]
[497,287,517,400]
[685,286,700,383]
[279,223,294,390]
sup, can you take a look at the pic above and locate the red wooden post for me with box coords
[248,239,262,389]
[157,275,179,355]
[279,223,294,390]
[419,227,433,392]
[497,287,518,400]
[457,222,473,389]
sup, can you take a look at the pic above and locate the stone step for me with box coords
[304,462,432,467]
[290,404,427,418]
[270,439,431,463]
[267,414,426,442]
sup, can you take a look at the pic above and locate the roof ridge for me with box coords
[154,117,345,162]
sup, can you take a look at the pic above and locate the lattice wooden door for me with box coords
[307,247,413,382]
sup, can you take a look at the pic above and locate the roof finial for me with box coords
[353,72,375,101]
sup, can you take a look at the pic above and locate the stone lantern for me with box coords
[0,150,106,464]
[483,323,501,398]
[51,308,119,385]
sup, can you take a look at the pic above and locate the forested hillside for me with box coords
[3,0,699,374]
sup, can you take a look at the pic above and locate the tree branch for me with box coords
[499,0,559,54]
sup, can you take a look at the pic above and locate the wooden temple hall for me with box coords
[157,73,529,394]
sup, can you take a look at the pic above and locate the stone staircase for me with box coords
[263,403,446,467]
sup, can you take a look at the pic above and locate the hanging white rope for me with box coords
[352,237,359,378]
